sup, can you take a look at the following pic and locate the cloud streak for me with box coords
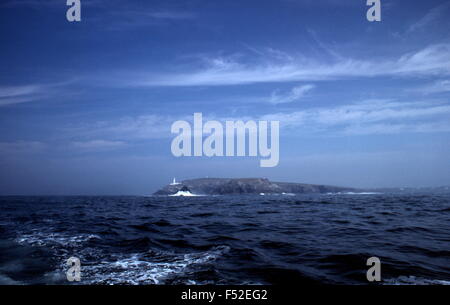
[0,141,46,154]
[412,80,450,94]
[407,1,450,33]
[0,84,48,106]
[270,84,316,104]
[130,44,450,87]
[100,10,195,30]
[71,140,127,151]
[68,99,450,141]
[0,81,74,107]
[261,99,450,135]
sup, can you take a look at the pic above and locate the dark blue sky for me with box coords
[1,0,450,195]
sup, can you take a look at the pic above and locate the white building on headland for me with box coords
[170,178,181,185]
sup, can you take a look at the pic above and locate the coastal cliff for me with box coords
[153,178,356,195]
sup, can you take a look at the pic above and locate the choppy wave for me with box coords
[385,276,450,285]
[0,194,449,285]
[337,192,381,195]
[80,246,230,285]
[15,232,100,248]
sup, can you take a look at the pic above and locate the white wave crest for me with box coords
[385,276,450,285]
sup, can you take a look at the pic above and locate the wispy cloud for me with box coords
[67,99,450,141]
[0,81,73,107]
[0,141,46,154]
[260,99,450,135]
[102,10,195,29]
[129,44,450,87]
[307,29,343,60]
[71,140,127,151]
[0,85,41,98]
[0,139,127,156]
[2,0,195,30]
[341,121,450,135]
[66,115,180,140]
[270,84,315,104]
[407,1,450,33]
[0,84,47,106]
[144,11,195,20]
[412,80,450,94]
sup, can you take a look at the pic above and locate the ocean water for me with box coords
[0,194,449,285]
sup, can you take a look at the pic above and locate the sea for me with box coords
[0,193,449,285]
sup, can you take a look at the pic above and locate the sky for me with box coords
[0,0,449,195]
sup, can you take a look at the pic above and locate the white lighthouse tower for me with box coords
[170,177,181,185]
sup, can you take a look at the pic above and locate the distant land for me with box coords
[153,178,356,195]
[153,178,450,196]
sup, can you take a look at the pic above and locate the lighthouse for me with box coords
[170,178,181,185]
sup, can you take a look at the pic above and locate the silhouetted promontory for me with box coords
[153,178,357,195]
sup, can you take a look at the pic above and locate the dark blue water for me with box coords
[0,194,449,285]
